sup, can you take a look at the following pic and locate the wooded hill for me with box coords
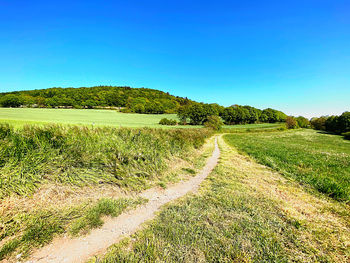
[0,86,192,114]
[0,86,287,125]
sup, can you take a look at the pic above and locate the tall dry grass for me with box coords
[0,123,212,198]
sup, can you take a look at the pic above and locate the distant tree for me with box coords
[325,116,339,133]
[285,116,298,129]
[187,104,207,125]
[338,111,350,133]
[0,94,21,107]
[177,105,190,124]
[182,103,219,125]
[242,105,261,123]
[261,108,287,123]
[296,116,310,128]
[221,105,263,125]
[310,117,327,130]
[20,95,36,106]
[204,115,223,130]
[133,104,145,113]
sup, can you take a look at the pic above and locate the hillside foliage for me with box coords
[0,86,193,114]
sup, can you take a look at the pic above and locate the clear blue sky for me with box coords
[0,0,349,117]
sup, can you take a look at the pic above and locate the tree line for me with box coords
[310,112,350,139]
[177,103,287,125]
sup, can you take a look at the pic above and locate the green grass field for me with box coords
[0,108,181,128]
[224,129,350,202]
[0,108,282,130]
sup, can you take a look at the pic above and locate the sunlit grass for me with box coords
[224,129,350,202]
[91,136,350,262]
[0,108,192,128]
[0,108,282,130]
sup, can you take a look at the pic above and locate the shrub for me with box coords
[159,118,177,126]
[285,116,298,129]
[204,115,223,130]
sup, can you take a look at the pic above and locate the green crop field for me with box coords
[224,129,350,202]
[0,108,181,128]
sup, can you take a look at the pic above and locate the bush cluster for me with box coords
[285,116,310,129]
[204,115,223,130]
[285,116,298,129]
[159,118,177,126]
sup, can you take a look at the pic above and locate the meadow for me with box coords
[224,129,350,202]
[0,108,180,128]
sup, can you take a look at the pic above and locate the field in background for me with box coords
[224,129,350,202]
[0,108,282,130]
[0,108,181,128]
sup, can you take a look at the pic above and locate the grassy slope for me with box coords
[92,136,350,262]
[224,129,350,202]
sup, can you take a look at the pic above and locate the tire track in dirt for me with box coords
[28,137,220,263]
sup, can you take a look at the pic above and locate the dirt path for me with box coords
[28,137,220,263]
